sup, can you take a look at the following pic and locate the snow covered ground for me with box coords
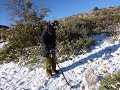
[0,42,7,49]
[0,34,120,90]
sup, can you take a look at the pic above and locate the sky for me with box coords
[0,0,120,26]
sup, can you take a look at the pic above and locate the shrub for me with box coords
[99,72,120,90]
[0,43,42,67]
[56,18,100,58]
[17,46,43,68]
[56,14,120,60]
[93,7,99,11]
[0,0,49,64]
[57,37,95,59]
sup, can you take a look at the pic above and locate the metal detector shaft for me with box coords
[56,62,71,86]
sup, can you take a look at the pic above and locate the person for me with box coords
[41,21,59,77]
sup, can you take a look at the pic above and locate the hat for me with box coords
[52,20,59,26]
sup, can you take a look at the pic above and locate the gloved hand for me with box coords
[50,48,55,53]
[49,48,56,59]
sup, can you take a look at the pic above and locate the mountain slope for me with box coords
[58,6,120,34]
[0,25,9,41]
[0,33,120,90]
[59,6,120,22]
[0,25,9,30]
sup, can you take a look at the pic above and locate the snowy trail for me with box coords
[0,34,120,90]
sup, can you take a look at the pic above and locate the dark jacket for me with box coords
[41,26,56,57]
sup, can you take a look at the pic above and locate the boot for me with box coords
[47,72,53,78]
[52,70,59,73]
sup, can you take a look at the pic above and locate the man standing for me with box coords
[41,21,59,77]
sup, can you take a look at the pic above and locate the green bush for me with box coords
[57,37,95,57]
[17,46,43,68]
[99,72,120,90]
[56,18,100,58]
[0,22,44,63]
[9,23,43,47]
[0,44,42,66]
[56,13,120,59]
[0,0,49,65]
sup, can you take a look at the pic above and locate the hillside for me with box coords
[0,25,10,41]
[0,6,120,90]
[0,33,120,90]
[58,6,120,33]
[0,25,9,30]
[59,6,120,22]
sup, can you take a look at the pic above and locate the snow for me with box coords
[0,42,7,49]
[0,34,120,90]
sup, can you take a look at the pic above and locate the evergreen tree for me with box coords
[93,7,99,11]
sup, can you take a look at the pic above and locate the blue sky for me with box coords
[0,0,120,26]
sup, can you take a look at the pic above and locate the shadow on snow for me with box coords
[61,43,120,72]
